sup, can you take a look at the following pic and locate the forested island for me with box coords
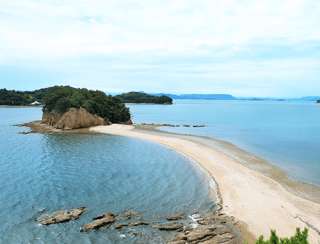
[1,86,131,129]
[115,92,173,104]
[317,100,320,103]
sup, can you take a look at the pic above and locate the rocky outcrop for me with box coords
[153,222,184,231]
[37,207,86,225]
[81,212,116,232]
[42,107,109,130]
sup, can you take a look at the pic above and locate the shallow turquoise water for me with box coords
[0,107,213,243]
[128,100,320,186]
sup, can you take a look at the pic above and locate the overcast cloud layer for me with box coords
[0,0,320,96]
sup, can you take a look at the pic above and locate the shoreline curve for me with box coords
[90,124,320,243]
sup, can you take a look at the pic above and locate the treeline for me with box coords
[0,89,34,105]
[115,92,173,104]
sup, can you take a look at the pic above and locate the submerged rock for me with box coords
[81,212,116,232]
[166,213,185,221]
[115,223,128,229]
[153,222,184,231]
[37,207,86,225]
[128,221,149,227]
[120,210,140,220]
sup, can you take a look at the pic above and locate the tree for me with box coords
[256,228,308,244]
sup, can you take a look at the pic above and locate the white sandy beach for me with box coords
[91,124,320,243]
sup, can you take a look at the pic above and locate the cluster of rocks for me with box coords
[140,123,206,128]
[36,208,241,243]
[167,212,240,244]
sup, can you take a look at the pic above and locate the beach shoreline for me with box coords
[90,124,320,243]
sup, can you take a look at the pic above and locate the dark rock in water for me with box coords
[115,223,128,229]
[128,221,149,226]
[166,213,184,221]
[81,212,115,232]
[37,207,86,225]
[153,222,183,231]
[193,125,206,128]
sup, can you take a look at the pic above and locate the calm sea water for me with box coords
[128,100,320,186]
[0,107,213,244]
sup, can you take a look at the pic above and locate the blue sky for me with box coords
[0,0,320,97]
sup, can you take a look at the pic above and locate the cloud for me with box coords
[0,0,319,95]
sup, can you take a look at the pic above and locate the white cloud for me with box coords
[1,0,320,60]
[0,0,319,95]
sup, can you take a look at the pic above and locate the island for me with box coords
[115,92,173,104]
[2,86,131,129]
[317,100,320,103]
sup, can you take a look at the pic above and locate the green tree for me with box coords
[256,228,308,244]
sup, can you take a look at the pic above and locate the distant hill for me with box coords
[300,96,320,101]
[155,93,236,100]
[115,92,173,104]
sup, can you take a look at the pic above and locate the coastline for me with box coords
[90,124,320,243]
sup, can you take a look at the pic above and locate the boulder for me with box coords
[81,212,115,232]
[153,222,183,231]
[37,207,86,225]
[42,107,109,130]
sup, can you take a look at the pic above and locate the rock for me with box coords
[37,207,86,225]
[42,107,109,130]
[153,222,183,231]
[128,221,149,227]
[115,223,128,229]
[186,227,217,242]
[166,213,184,221]
[214,233,235,243]
[81,212,115,232]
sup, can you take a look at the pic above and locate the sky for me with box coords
[0,0,319,97]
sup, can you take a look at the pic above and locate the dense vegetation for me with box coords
[42,86,131,123]
[256,228,308,244]
[0,89,34,105]
[0,86,131,123]
[115,92,173,104]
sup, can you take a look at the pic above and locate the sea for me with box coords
[129,99,320,186]
[0,106,213,243]
[1,99,319,243]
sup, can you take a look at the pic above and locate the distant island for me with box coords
[1,86,131,129]
[317,100,320,103]
[155,93,236,100]
[115,92,173,104]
